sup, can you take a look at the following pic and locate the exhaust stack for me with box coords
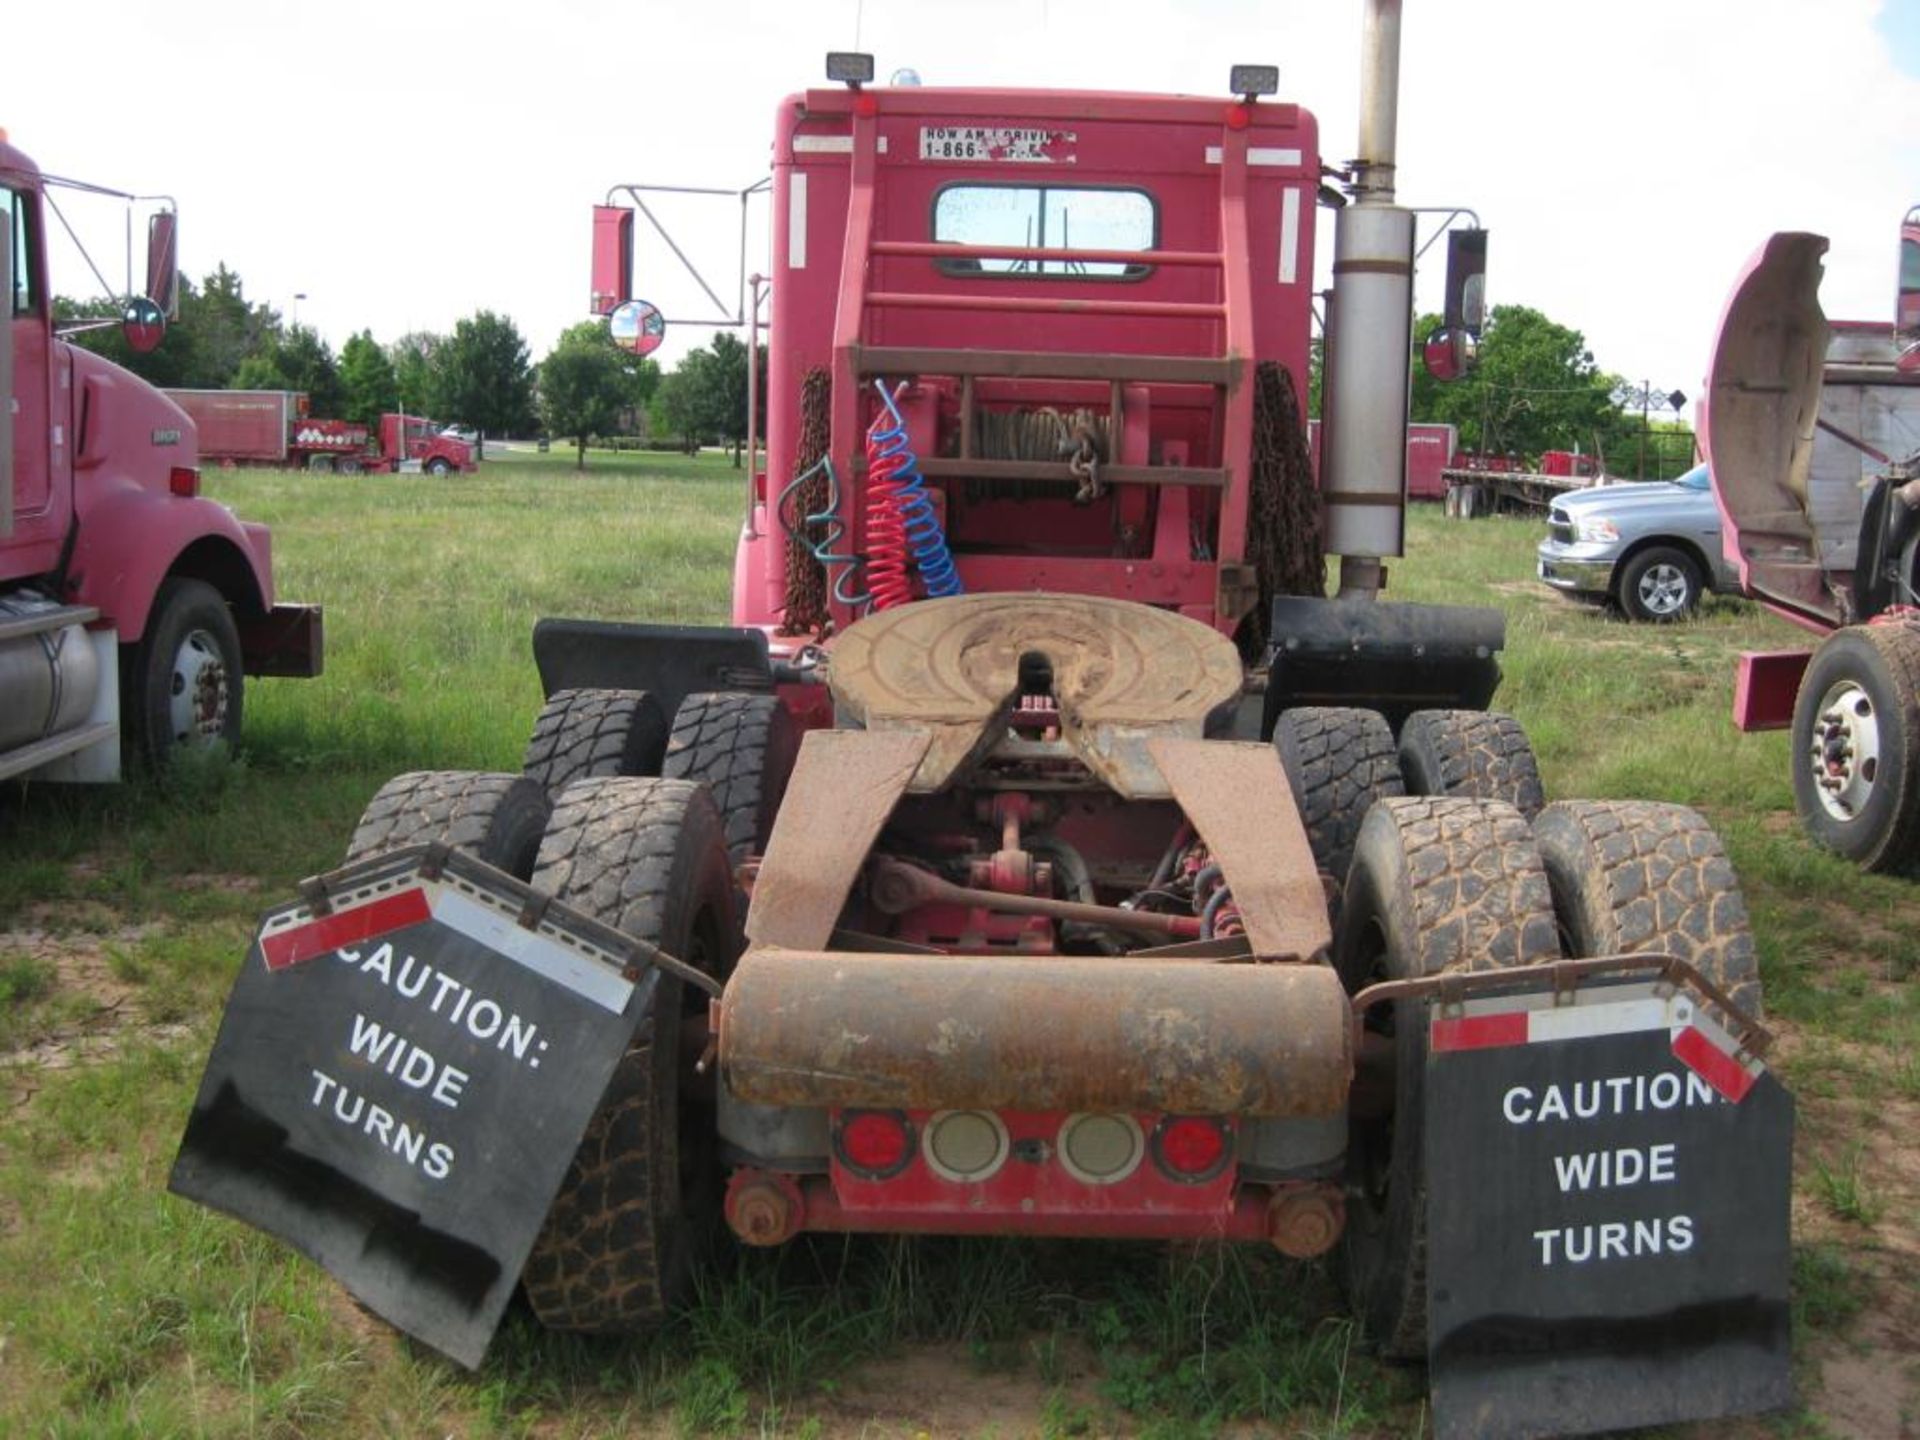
[1321,0,1415,598]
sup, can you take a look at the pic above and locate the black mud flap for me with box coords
[1424,976,1794,1439]
[169,846,658,1370]
[1263,597,1504,732]
[532,618,771,721]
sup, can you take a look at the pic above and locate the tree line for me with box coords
[62,262,762,469]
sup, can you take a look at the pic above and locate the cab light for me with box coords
[1152,1116,1231,1183]
[169,466,201,498]
[836,1109,914,1179]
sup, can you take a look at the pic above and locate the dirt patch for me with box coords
[809,1342,1108,1438]
[0,923,187,1076]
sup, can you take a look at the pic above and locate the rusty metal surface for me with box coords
[1148,737,1332,962]
[719,947,1352,1116]
[746,729,931,952]
[828,593,1245,797]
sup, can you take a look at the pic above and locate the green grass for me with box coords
[0,463,1910,1436]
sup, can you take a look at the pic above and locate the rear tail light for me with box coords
[922,1109,1009,1182]
[1058,1112,1144,1185]
[1151,1116,1232,1183]
[169,465,201,497]
[835,1109,914,1179]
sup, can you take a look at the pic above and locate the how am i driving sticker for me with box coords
[919,126,1076,163]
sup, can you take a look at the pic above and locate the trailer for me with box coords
[1309,419,1457,499]
[1705,223,1920,874]
[2,139,321,781]
[173,13,1793,1436]
[167,389,477,475]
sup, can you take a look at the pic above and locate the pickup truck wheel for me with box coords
[522,687,668,796]
[425,457,451,476]
[1397,709,1545,819]
[1337,797,1559,1359]
[344,770,550,879]
[1790,620,1920,876]
[122,577,244,770]
[1617,545,1701,622]
[521,777,737,1333]
[662,692,800,864]
[1272,706,1404,886]
[1534,800,1762,1020]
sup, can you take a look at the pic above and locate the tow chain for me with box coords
[1247,361,1325,650]
[780,367,833,635]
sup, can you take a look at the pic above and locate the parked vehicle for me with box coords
[165,389,476,474]
[1535,462,1739,620]
[1705,220,1920,874]
[173,23,1793,1438]
[3,138,321,781]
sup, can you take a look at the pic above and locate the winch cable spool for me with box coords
[969,406,1110,504]
[779,367,834,634]
[865,380,963,610]
[1248,361,1325,652]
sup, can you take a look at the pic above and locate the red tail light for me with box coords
[169,465,201,498]
[1152,1116,1231,1183]
[836,1110,914,1179]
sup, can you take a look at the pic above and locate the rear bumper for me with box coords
[239,603,325,677]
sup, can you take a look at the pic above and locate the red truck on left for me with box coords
[165,390,476,476]
[3,135,322,780]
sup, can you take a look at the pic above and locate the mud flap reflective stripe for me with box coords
[1425,978,1793,1439]
[170,848,650,1369]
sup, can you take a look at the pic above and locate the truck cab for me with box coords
[2,135,321,780]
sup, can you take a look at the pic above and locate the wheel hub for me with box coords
[169,628,230,745]
[1637,562,1690,616]
[1808,679,1879,822]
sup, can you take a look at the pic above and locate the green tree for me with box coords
[652,366,705,453]
[431,311,536,455]
[1409,304,1628,464]
[59,263,283,389]
[538,321,660,470]
[271,326,343,415]
[388,331,442,415]
[339,329,399,425]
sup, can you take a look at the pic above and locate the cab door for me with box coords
[6,181,64,563]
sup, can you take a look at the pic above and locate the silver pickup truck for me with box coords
[1534,463,1741,621]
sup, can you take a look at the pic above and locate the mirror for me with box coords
[122,295,167,354]
[1444,227,1488,334]
[1897,207,1920,370]
[609,298,666,357]
[146,211,179,320]
[1423,327,1476,382]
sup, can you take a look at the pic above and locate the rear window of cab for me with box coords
[932,184,1156,280]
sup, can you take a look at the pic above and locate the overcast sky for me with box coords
[10,0,1919,420]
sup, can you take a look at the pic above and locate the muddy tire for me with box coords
[1272,706,1405,883]
[661,692,799,864]
[1336,796,1559,1360]
[522,687,669,797]
[1398,709,1545,819]
[1790,621,1920,876]
[121,577,244,771]
[521,776,737,1333]
[344,770,550,880]
[1534,799,1762,1020]
[1617,544,1702,623]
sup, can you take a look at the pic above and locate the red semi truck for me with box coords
[3,136,321,780]
[175,15,1796,1438]
[166,389,476,475]
[1706,216,1920,873]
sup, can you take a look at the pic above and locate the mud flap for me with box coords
[531,618,772,720]
[169,846,656,1369]
[1262,597,1504,732]
[1423,975,1794,1439]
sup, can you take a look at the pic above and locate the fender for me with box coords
[66,478,273,642]
[60,352,275,641]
